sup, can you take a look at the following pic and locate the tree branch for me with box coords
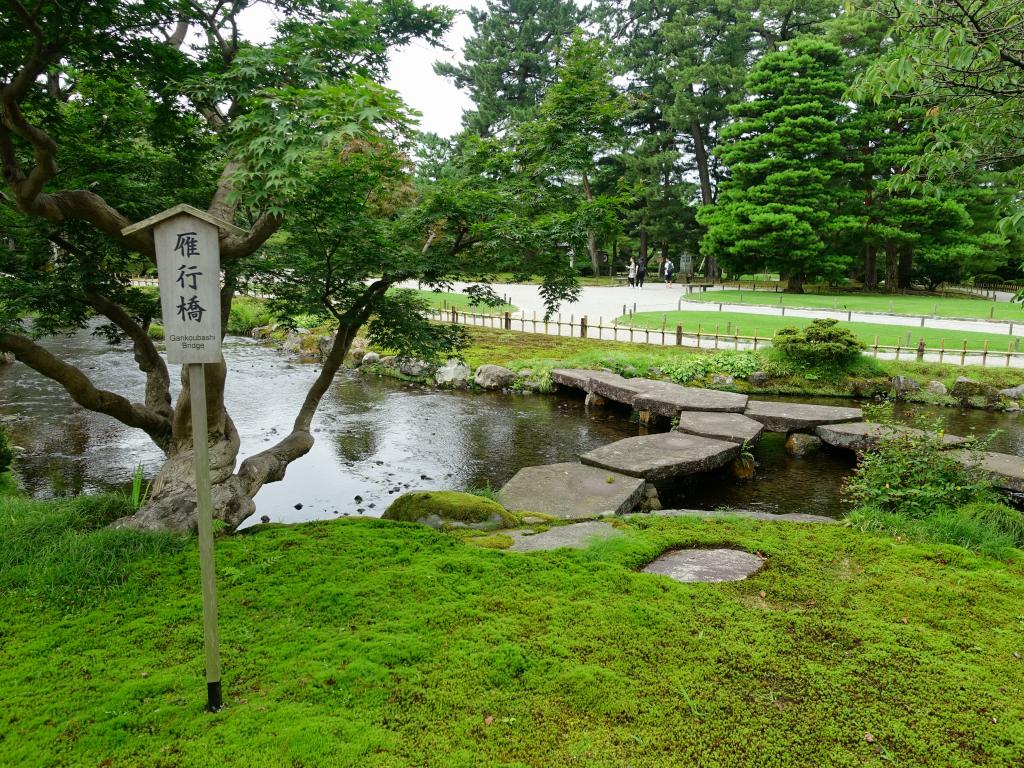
[0,331,172,450]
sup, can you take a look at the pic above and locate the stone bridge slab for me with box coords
[633,381,748,416]
[676,412,765,445]
[506,521,625,552]
[580,432,740,482]
[816,422,968,452]
[498,462,646,520]
[745,400,862,433]
[951,450,1024,493]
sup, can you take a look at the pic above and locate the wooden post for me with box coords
[504,311,511,330]
[873,336,879,358]
[960,340,968,366]
[581,315,588,338]
[939,339,945,364]
[982,340,989,366]
[676,324,682,346]
[916,339,925,362]
[189,363,222,711]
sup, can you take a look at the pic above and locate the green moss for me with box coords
[3,498,1024,767]
[448,530,515,549]
[382,490,515,527]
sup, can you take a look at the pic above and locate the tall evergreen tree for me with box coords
[699,38,861,292]
[435,0,588,137]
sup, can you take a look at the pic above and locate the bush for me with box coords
[773,319,864,366]
[0,425,13,474]
[660,352,761,384]
[227,297,277,335]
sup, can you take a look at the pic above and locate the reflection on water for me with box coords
[2,328,1022,525]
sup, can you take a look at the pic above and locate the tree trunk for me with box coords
[581,172,602,277]
[898,248,913,290]
[690,117,719,281]
[884,244,899,293]
[639,228,648,266]
[863,245,877,290]
[784,273,805,294]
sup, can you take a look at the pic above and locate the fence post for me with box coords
[960,340,967,366]
[939,339,945,364]
[676,324,682,346]
[1007,340,1012,368]
[504,311,511,330]
[982,340,989,366]
[873,336,879,358]
[580,315,587,339]
[916,339,925,362]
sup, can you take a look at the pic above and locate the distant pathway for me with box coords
[407,281,1023,337]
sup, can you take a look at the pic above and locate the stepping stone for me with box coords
[589,374,658,406]
[550,368,610,392]
[632,381,748,416]
[580,432,740,482]
[676,412,765,445]
[506,521,624,553]
[816,422,968,452]
[951,450,1024,493]
[632,509,837,524]
[643,548,766,583]
[744,400,862,433]
[498,462,646,520]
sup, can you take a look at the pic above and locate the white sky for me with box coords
[241,0,477,137]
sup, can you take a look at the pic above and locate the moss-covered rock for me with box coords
[382,491,516,530]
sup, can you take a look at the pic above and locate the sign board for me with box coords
[154,214,222,364]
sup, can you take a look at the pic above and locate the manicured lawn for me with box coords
[620,310,1023,353]
[688,290,1024,322]
[2,491,1023,767]
[404,288,517,313]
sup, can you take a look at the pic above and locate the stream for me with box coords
[2,329,1022,526]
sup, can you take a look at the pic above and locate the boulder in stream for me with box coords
[474,364,516,390]
[435,359,471,389]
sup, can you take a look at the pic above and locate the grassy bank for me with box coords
[620,310,1023,352]
[455,327,1024,402]
[687,289,1024,322]
[2,491,1023,767]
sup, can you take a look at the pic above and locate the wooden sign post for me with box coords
[122,204,245,712]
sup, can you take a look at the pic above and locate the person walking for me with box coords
[663,257,675,286]
[636,257,647,289]
[627,258,637,288]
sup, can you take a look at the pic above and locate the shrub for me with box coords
[772,319,864,366]
[660,352,761,384]
[227,297,277,335]
[844,424,996,520]
[0,425,13,474]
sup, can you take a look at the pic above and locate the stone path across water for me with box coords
[816,422,969,452]
[580,432,740,482]
[676,412,765,445]
[498,462,646,520]
[743,400,863,433]
[952,450,1024,493]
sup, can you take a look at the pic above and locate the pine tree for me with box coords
[435,0,588,137]
[699,38,862,292]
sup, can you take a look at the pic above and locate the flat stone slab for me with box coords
[589,374,658,405]
[498,462,646,519]
[745,400,862,433]
[580,432,740,482]
[676,412,765,445]
[951,450,1024,493]
[506,521,624,552]
[632,381,748,416]
[631,509,837,524]
[642,548,766,583]
[816,422,968,452]
[550,368,620,393]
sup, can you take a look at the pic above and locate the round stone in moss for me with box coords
[382,491,516,530]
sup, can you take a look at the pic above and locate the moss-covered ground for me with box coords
[1,490,1023,767]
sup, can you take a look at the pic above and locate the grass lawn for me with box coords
[689,290,1024,322]
[620,310,1023,353]
[404,288,517,313]
[2,491,1023,767]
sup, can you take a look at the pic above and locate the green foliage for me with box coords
[0,425,14,474]
[773,319,865,366]
[956,502,1024,547]
[123,465,151,513]
[660,352,761,384]
[226,298,277,336]
[382,491,514,526]
[699,38,863,291]
[844,423,996,521]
